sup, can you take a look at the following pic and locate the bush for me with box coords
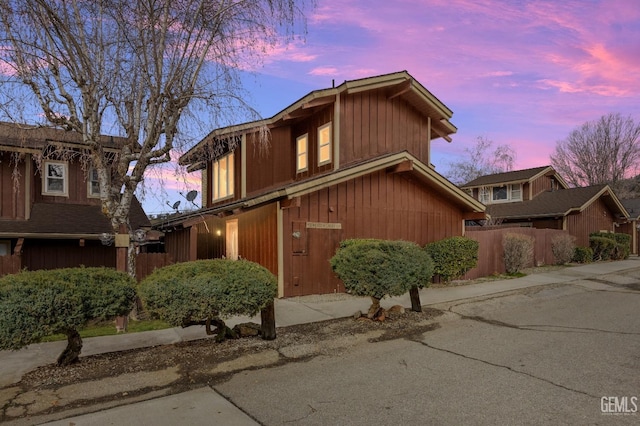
[425,236,479,283]
[138,259,277,340]
[330,239,433,316]
[551,234,576,265]
[590,232,630,261]
[573,247,593,263]
[503,233,534,274]
[0,267,136,365]
[589,235,616,261]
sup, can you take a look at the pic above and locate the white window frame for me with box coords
[296,133,308,173]
[510,184,522,201]
[88,167,101,198]
[317,122,332,166]
[212,152,234,201]
[42,160,68,196]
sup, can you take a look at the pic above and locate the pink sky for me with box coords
[237,0,640,174]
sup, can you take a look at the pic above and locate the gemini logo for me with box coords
[601,396,638,415]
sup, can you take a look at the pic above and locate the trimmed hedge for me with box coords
[573,246,593,263]
[330,239,434,300]
[0,267,136,364]
[589,232,630,261]
[138,259,277,330]
[425,236,479,283]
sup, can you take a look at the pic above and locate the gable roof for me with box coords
[0,198,150,239]
[461,165,569,189]
[157,151,485,230]
[0,121,126,154]
[181,71,457,169]
[486,184,628,220]
[621,198,640,220]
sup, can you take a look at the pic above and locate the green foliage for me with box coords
[589,235,616,261]
[330,239,434,300]
[551,234,576,265]
[138,259,277,327]
[573,246,593,264]
[503,233,534,274]
[425,236,479,283]
[0,267,136,350]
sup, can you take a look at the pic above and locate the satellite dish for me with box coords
[172,200,181,210]
[186,190,198,202]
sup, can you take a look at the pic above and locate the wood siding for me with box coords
[0,254,21,277]
[529,175,553,199]
[164,228,194,263]
[340,89,431,167]
[0,152,26,219]
[465,227,569,279]
[565,198,617,247]
[282,170,464,297]
[136,252,173,281]
[237,204,278,276]
[32,157,101,205]
[21,239,115,271]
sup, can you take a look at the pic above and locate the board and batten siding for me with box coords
[0,152,26,219]
[281,169,465,297]
[565,197,617,247]
[340,89,432,168]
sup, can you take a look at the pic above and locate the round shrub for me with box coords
[330,239,434,300]
[0,267,136,365]
[425,236,479,283]
[138,259,277,331]
[551,234,576,265]
[573,246,593,263]
[503,233,534,274]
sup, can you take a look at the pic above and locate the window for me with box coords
[43,161,68,196]
[318,122,332,166]
[493,186,508,201]
[510,184,522,201]
[296,134,308,173]
[0,240,10,256]
[88,167,100,197]
[212,153,234,201]
[479,187,490,204]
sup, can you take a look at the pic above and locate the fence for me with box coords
[464,227,569,280]
[0,255,21,277]
[135,252,174,281]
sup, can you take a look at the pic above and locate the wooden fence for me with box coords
[0,255,21,277]
[463,227,569,280]
[135,252,174,281]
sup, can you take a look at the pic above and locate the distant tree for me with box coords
[0,0,309,275]
[446,136,516,185]
[550,113,640,190]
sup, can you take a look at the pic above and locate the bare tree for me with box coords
[550,113,640,190]
[0,0,308,274]
[446,136,516,185]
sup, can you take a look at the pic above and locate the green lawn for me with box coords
[41,319,172,342]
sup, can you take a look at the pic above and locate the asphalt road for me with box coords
[215,278,640,425]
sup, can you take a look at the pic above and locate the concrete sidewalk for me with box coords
[2,258,640,425]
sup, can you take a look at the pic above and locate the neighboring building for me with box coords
[619,198,640,255]
[157,71,486,297]
[0,122,150,274]
[462,166,630,248]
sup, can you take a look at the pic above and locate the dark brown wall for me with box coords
[0,152,26,219]
[282,170,465,296]
[32,157,100,205]
[22,239,115,271]
[237,204,278,276]
[566,198,616,247]
[529,175,553,200]
[164,228,194,263]
[340,89,431,167]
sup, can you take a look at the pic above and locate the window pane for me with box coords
[228,153,234,196]
[493,186,507,200]
[318,123,331,164]
[319,144,331,163]
[213,162,219,200]
[510,184,521,200]
[219,157,228,198]
[48,164,64,178]
[297,135,308,172]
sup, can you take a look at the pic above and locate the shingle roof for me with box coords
[486,184,620,219]
[621,198,640,220]
[462,166,552,188]
[0,198,150,238]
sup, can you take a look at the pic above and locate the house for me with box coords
[0,122,151,275]
[619,198,640,255]
[156,71,486,297]
[461,166,630,248]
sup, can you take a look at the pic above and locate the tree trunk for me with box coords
[367,296,381,319]
[410,286,422,312]
[260,301,276,340]
[57,329,83,366]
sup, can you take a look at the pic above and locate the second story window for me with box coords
[88,167,100,197]
[318,122,332,166]
[213,152,234,201]
[493,186,508,201]
[43,161,68,196]
[296,134,308,173]
[510,184,522,201]
[479,187,490,204]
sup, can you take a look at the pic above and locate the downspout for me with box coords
[333,92,340,171]
[277,201,284,298]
